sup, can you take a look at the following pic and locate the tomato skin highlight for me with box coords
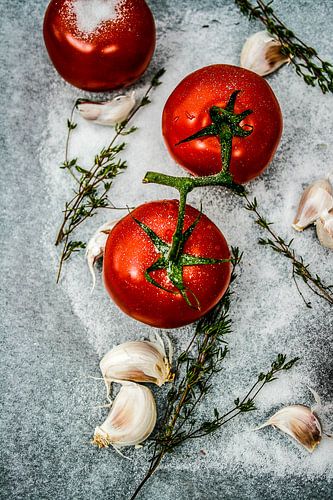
[103,200,232,329]
[43,0,156,91]
[162,64,283,184]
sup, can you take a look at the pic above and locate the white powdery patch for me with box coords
[72,0,120,34]
[40,0,333,485]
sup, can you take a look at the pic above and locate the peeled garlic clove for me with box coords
[316,209,333,249]
[100,338,173,396]
[77,91,136,126]
[257,404,322,452]
[240,31,290,76]
[92,381,156,448]
[86,219,118,291]
[293,178,333,231]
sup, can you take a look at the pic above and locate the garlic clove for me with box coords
[77,91,136,126]
[92,381,157,449]
[240,31,290,76]
[292,178,333,231]
[316,209,333,249]
[257,404,322,452]
[100,338,173,396]
[86,219,118,291]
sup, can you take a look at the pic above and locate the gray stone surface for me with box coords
[1,1,332,499]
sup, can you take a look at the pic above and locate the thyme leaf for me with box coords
[235,0,333,93]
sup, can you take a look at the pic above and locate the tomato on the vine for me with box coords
[43,0,155,91]
[103,200,231,329]
[162,64,283,184]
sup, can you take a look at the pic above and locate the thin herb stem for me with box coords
[64,103,80,184]
[130,261,238,499]
[130,452,165,500]
[58,72,163,242]
[56,232,70,284]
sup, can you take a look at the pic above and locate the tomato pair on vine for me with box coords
[103,65,283,329]
[43,3,283,327]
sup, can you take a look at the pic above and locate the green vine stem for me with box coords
[133,91,250,307]
[145,94,247,250]
[235,0,333,93]
[142,90,333,307]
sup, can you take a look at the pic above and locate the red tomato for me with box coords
[43,0,155,91]
[162,64,283,184]
[103,200,231,328]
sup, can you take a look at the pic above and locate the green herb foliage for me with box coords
[235,0,333,93]
[55,69,166,282]
[243,195,333,306]
[130,250,299,499]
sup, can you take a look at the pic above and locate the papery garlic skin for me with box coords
[293,178,333,231]
[258,404,322,452]
[93,382,157,448]
[77,91,136,126]
[86,219,118,291]
[240,31,289,76]
[100,339,173,395]
[316,209,333,249]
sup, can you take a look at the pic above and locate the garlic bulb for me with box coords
[316,209,333,249]
[86,219,118,291]
[293,178,333,231]
[77,91,136,126]
[93,381,157,448]
[100,337,173,395]
[257,404,322,452]
[240,31,290,76]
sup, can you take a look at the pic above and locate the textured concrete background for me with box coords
[1,1,333,499]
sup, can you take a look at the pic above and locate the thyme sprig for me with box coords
[55,68,166,282]
[235,0,333,93]
[130,251,299,499]
[243,195,333,307]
